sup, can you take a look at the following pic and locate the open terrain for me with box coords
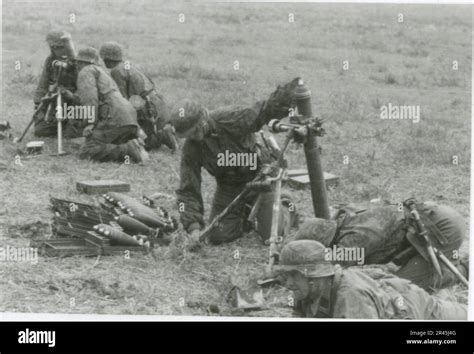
[0,0,471,317]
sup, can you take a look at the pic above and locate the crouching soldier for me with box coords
[274,240,467,319]
[61,47,147,163]
[170,78,302,248]
[99,41,176,152]
[33,30,83,138]
[291,200,468,292]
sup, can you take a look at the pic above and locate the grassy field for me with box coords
[0,0,471,317]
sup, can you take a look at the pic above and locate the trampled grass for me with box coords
[0,0,471,317]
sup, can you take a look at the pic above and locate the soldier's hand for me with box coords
[60,88,74,100]
[186,229,202,251]
[137,127,148,143]
[83,125,94,138]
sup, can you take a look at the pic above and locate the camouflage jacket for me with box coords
[296,266,467,319]
[331,202,464,266]
[332,205,408,265]
[110,62,169,129]
[321,267,466,319]
[110,61,154,99]
[34,54,78,104]
[176,102,275,232]
[75,64,138,130]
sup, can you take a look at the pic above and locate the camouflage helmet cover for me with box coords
[76,47,100,65]
[263,77,301,120]
[170,100,209,135]
[46,30,71,47]
[276,240,335,278]
[99,41,123,61]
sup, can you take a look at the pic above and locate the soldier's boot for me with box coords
[125,139,148,163]
[79,138,146,163]
[138,121,161,151]
[207,183,248,245]
[160,124,178,152]
[34,118,57,137]
[63,120,85,139]
[144,134,161,151]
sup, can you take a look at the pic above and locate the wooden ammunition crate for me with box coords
[101,244,149,255]
[286,169,340,190]
[84,231,111,248]
[76,180,130,194]
[38,238,101,257]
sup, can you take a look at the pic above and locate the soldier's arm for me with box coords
[76,67,99,122]
[110,67,129,98]
[128,68,148,96]
[176,139,204,233]
[33,57,52,105]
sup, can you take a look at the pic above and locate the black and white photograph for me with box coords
[0,0,471,337]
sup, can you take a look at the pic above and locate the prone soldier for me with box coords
[291,200,468,292]
[170,79,303,248]
[99,41,176,152]
[274,240,467,319]
[61,47,148,163]
[33,30,83,138]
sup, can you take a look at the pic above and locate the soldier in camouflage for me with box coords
[33,30,83,138]
[274,240,467,319]
[170,78,301,247]
[99,41,176,152]
[61,47,147,163]
[292,201,468,292]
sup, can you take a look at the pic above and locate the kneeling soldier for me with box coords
[33,30,83,138]
[62,47,147,163]
[99,41,176,152]
[275,240,467,319]
[170,79,302,247]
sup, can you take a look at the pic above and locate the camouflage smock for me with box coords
[330,267,467,319]
[76,64,138,130]
[331,203,464,266]
[176,102,275,232]
[110,62,169,130]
